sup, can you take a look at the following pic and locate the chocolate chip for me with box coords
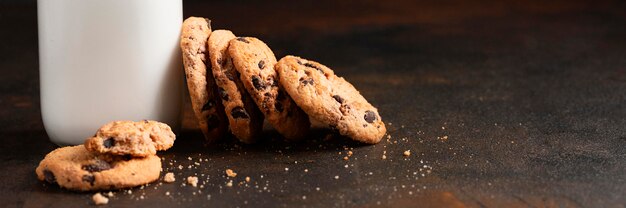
[122,155,132,161]
[364,110,377,123]
[258,60,266,69]
[82,160,112,172]
[43,169,56,184]
[275,101,284,112]
[304,63,323,73]
[206,114,220,129]
[218,87,229,101]
[231,107,249,119]
[332,95,344,104]
[236,37,249,43]
[202,100,215,111]
[103,138,115,148]
[252,75,266,90]
[299,77,314,85]
[82,175,95,186]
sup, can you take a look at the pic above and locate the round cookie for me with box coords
[36,145,161,191]
[228,37,310,140]
[180,17,229,143]
[275,56,386,144]
[84,120,175,157]
[208,30,264,143]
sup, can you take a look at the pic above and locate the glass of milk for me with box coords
[38,0,183,146]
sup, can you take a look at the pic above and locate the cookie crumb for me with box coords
[403,150,411,156]
[245,176,251,182]
[226,181,233,187]
[225,169,237,178]
[187,176,198,187]
[92,193,109,205]
[304,169,309,173]
[343,156,349,160]
[164,172,176,183]
[382,155,387,160]
[347,151,353,156]
[334,175,339,179]
[165,191,170,196]
[106,191,114,197]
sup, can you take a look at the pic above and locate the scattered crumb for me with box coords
[285,167,289,171]
[334,175,339,180]
[164,172,176,183]
[92,193,109,205]
[165,191,170,196]
[382,155,387,160]
[304,169,309,173]
[403,150,411,157]
[226,181,233,187]
[187,176,198,187]
[347,151,353,156]
[245,177,251,182]
[343,156,349,160]
[225,169,237,178]
[106,191,114,197]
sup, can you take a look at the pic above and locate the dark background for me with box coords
[1,0,625,207]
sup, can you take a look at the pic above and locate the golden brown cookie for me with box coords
[275,56,386,144]
[84,120,175,157]
[180,17,228,143]
[36,145,161,191]
[208,30,264,143]
[228,37,310,140]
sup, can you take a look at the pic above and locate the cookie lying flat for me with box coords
[84,120,175,157]
[275,56,386,144]
[180,17,228,143]
[229,37,310,140]
[36,145,161,191]
[208,30,264,143]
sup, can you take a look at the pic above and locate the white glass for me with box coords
[38,0,183,145]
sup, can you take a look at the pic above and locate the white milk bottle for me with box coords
[38,0,183,145]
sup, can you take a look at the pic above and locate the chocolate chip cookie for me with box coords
[208,30,264,143]
[180,17,228,143]
[84,120,175,157]
[36,145,161,191]
[275,56,386,144]
[228,37,310,140]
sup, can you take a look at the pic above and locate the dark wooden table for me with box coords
[1,0,625,207]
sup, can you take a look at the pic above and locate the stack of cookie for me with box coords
[36,120,175,191]
[181,17,387,144]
